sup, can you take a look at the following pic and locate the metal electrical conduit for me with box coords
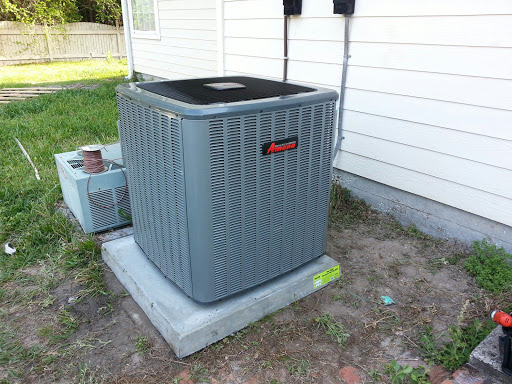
[332,14,351,160]
[283,15,289,82]
[282,14,351,161]
[120,0,134,80]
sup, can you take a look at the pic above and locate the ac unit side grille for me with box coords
[67,159,84,169]
[117,96,192,297]
[209,102,335,300]
[89,190,117,230]
[87,186,132,232]
[114,186,132,218]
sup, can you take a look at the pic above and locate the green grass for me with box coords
[0,59,128,88]
[77,363,104,384]
[464,239,512,293]
[39,306,80,343]
[0,60,126,379]
[0,323,43,366]
[134,335,150,356]
[0,60,127,285]
[287,358,311,376]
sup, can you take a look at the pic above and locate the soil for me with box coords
[0,210,499,384]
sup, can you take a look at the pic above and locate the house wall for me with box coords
[131,0,217,80]
[129,0,512,246]
[221,0,512,231]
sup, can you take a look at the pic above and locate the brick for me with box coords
[338,366,362,384]
[429,365,451,384]
[243,375,262,384]
[174,369,194,384]
[453,369,465,379]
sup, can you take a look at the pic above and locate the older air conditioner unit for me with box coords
[55,143,131,233]
[116,76,338,303]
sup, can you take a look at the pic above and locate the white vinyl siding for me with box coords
[222,0,512,227]
[131,0,217,79]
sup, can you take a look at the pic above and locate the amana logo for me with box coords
[262,136,298,156]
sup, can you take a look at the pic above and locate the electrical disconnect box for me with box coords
[283,0,302,15]
[333,0,355,14]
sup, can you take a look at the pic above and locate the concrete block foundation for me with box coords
[102,235,339,358]
[334,170,512,253]
[469,326,511,383]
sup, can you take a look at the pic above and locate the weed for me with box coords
[287,358,311,375]
[329,184,372,227]
[190,363,209,383]
[117,208,132,222]
[419,320,495,371]
[368,369,384,382]
[291,299,306,312]
[97,302,114,316]
[97,295,115,316]
[404,224,433,241]
[314,313,350,348]
[77,363,103,384]
[335,272,345,287]
[332,294,342,301]
[445,253,466,265]
[208,343,224,351]
[259,360,274,370]
[429,256,461,272]
[228,322,260,343]
[134,335,150,356]
[384,360,429,384]
[464,239,512,293]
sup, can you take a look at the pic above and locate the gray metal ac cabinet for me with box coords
[55,143,131,233]
[116,76,338,303]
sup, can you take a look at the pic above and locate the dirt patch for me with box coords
[0,211,499,383]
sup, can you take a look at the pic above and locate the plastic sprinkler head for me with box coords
[491,310,512,328]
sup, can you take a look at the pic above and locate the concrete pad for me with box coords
[102,235,339,358]
[469,326,511,383]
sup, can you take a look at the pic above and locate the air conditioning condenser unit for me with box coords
[116,76,338,303]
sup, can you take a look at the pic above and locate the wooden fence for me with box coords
[0,21,126,66]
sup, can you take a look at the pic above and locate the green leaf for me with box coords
[402,365,413,374]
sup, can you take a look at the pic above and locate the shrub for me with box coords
[464,239,512,293]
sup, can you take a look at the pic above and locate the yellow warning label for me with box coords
[313,265,340,289]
